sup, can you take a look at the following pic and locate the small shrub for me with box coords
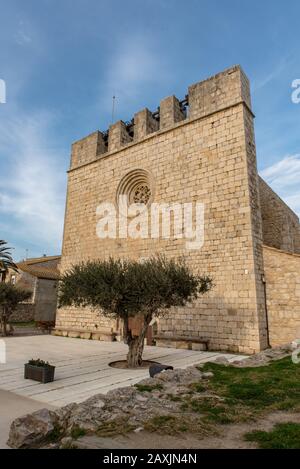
[28,359,52,368]
[47,424,63,443]
[70,426,86,440]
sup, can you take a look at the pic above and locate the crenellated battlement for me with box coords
[70,65,251,169]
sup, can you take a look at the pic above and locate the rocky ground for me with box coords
[7,341,300,449]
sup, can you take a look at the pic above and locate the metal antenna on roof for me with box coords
[111,95,116,123]
[25,249,29,260]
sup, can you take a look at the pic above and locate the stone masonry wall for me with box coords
[263,245,300,346]
[56,66,270,354]
[259,177,300,254]
[10,304,35,323]
[9,271,35,322]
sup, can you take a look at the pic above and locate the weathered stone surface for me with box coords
[214,357,230,365]
[68,331,80,338]
[80,332,91,340]
[7,408,59,449]
[230,343,295,368]
[59,437,74,449]
[263,245,300,347]
[91,333,101,340]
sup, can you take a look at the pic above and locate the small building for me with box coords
[8,255,60,323]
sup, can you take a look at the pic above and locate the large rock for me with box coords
[154,365,203,385]
[7,408,60,449]
[66,400,106,433]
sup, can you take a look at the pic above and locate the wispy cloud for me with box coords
[0,110,67,259]
[260,154,300,217]
[252,55,292,92]
[15,20,33,46]
[99,34,171,119]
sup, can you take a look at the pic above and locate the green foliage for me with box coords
[46,424,63,443]
[144,415,188,434]
[0,283,32,335]
[244,422,300,449]
[181,397,243,424]
[70,426,87,439]
[181,357,300,424]
[202,357,300,412]
[0,240,18,279]
[96,418,135,437]
[59,255,212,320]
[190,382,206,393]
[144,414,215,437]
[135,383,163,392]
[28,359,52,368]
[0,283,31,311]
[11,321,36,327]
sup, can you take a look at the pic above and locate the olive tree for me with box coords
[0,283,31,336]
[58,256,212,368]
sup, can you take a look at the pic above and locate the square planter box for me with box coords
[24,364,55,383]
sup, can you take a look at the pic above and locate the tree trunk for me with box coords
[124,313,152,368]
[1,307,8,337]
[2,319,7,337]
[127,330,147,368]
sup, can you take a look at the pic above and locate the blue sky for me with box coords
[0,0,300,260]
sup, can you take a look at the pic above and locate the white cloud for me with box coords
[0,110,67,259]
[260,154,300,217]
[260,154,300,187]
[99,34,170,118]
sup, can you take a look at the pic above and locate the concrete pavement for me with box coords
[0,335,245,407]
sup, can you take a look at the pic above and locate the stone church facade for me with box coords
[55,65,300,354]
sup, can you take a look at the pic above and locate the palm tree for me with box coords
[0,240,18,282]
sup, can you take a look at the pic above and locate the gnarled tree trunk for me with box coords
[124,313,152,368]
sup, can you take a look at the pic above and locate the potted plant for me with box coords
[24,358,55,383]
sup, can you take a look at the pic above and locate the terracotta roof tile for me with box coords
[17,263,60,280]
[21,255,61,265]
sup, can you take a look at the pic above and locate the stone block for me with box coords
[80,332,92,340]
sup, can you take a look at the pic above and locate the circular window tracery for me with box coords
[116,169,154,209]
[133,184,151,204]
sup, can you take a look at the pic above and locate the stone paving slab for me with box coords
[0,335,246,407]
